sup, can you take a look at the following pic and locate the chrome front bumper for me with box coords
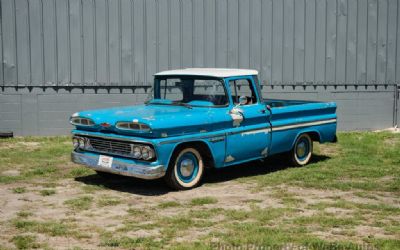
[71,151,166,180]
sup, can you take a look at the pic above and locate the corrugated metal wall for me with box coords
[1,0,400,87]
[1,0,399,135]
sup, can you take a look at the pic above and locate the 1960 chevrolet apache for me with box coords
[70,68,337,190]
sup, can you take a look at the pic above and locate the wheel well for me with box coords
[171,141,215,169]
[306,131,321,142]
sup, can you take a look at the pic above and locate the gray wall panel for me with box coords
[56,0,70,85]
[29,0,44,85]
[2,0,17,85]
[15,0,30,86]
[314,0,326,83]
[387,0,397,83]
[42,0,57,85]
[357,0,368,82]
[346,0,357,83]
[304,0,315,83]
[0,86,397,135]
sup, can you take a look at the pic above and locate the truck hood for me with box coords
[75,104,212,138]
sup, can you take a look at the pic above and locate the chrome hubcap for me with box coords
[180,159,194,177]
[297,142,306,157]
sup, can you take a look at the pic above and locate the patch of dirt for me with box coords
[1,177,399,249]
[324,207,354,217]
[354,225,396,239]
[1,170,20,176]
[318,144,341,156]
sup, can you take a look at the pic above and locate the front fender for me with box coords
[155,136,226,170]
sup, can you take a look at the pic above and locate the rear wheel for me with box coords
[164,147,204,190]
[289,133,313,166]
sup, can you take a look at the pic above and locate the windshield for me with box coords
[146,76,228,107]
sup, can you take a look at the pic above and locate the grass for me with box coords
[245,132,400,192]
[39,189,56,196]
[158,201,181,209]
[14,220,69,236]
[0,132,399,249]
[12,187,26,194]
[190,197,218,206]
[64,196,93,210]
[11,235,41,249]
[97,196,122,207]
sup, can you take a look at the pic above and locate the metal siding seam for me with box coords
[281,0,285,83]
[54,0,58,85]
[80,0,84,84]
[365,0,369,84]
[27,0,32,85]
[324,0,327,84]
[355,0,358,83]
[0,0,4,86]
[131,0,134,84]
[67,0,71,84]
[40,0,45,86]
[179,0,182,68]
[106,0,110,85]
[345,0,349,82]
[191,0,194,67]
[334,0,338,84]
[13,0,18,85]
[385,0,389,83]
[93,0,97,83]
[375,0,379,83]
[396,0,399,81]
[271,0,274,83]
[313,0,317,82]
[119,0,122,85]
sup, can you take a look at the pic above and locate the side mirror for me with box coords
[238,96,247,106]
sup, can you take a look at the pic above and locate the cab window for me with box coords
[229,79,257,105]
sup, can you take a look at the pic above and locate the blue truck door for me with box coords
[224,76,271,164]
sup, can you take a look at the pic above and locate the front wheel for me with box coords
[164,147,204,190]
[289,133,313,166]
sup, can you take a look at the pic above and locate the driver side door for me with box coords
[224,76,271,164]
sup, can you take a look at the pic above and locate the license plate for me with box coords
[98,155,113,168]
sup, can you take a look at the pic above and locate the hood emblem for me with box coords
[100,122,111,128]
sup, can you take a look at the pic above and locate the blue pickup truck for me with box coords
[70,68,337,190]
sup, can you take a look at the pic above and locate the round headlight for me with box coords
[132,146,142,159]
[141,147,149,160]
[72,138,80,149]
[141,146,154,160]
[78,138,86,149]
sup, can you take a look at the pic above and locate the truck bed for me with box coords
[263,98,319,108]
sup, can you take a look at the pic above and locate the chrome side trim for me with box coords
[158,118,336,145]
[71,151,165,180]
[271,118,337,132]
[209,136,225,143]
[240,128,271,136]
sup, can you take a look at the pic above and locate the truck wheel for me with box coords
[290,133,313,166]
[164,147,204,190]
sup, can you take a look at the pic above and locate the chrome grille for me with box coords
[87,137,132,156]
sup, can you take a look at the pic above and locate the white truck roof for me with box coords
[154,68,258,78]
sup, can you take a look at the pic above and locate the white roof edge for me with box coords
[154,68,258,78]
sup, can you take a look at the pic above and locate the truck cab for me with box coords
[71,68,337,190]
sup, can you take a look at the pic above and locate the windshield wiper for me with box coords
[172,101,192,109]
[145,100,192,109]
